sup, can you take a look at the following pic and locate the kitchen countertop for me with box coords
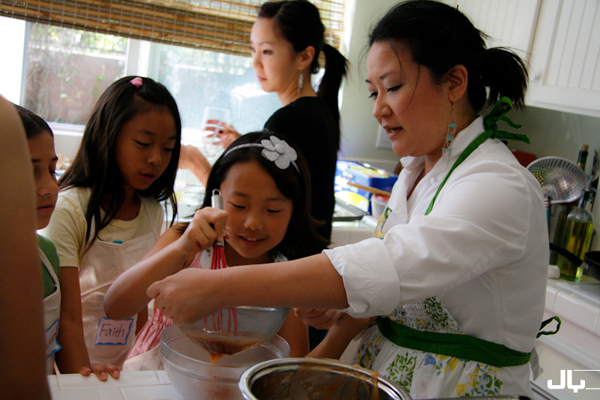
[50,277,600,400]
[49,370,185,400]
[531,275,600,400]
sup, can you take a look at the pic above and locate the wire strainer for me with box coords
[527,156,587,204]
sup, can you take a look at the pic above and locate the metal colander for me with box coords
[527,156,588,204]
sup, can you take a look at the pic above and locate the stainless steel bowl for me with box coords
[239,357,409,400]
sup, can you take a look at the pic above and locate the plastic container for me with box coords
[161,325,289,400]
[371,194,389,219]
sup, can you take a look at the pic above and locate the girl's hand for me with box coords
[178,144,211,186]
[294,308,342,330]
[330,314,377,339]
[305,314,376,359]
[79,363,120,381]
[177,207,229,257]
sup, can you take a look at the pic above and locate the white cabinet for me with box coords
[451,0,540,62]
[445,0,600,118]
[528,0,600,118]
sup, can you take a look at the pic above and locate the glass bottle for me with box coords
[556,190,594,281]
[577,144,589,170]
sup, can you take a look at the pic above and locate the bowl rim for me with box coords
[238,357,410,400]
[161,325,290,371]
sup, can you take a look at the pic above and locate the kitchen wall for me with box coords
[337,0,399,164]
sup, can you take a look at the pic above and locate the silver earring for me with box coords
[298,74,303,96]
[444,101,457,156]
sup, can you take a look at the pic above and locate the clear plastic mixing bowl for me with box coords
[161,324,290,400]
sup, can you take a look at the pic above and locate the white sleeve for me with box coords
[325,159,542,318]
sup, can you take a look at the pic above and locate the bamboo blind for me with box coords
[0,0,345,57]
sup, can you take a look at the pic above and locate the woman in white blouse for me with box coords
[148,1,548,398]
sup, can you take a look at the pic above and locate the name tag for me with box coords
[45,319,61,358]
[95,318,134,345]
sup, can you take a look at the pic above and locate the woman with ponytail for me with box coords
[202,0,347,244]
[150,2,548,398]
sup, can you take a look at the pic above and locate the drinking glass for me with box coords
[200,107,230,164]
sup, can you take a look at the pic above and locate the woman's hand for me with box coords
[148,268,221,325]
[217,124,240,149]
[294,308,342,330]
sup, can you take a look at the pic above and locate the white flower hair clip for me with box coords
[224,135,300,173]
[260,136,298,170]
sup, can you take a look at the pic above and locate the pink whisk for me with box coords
[208,189,237,334]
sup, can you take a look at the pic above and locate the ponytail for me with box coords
[318,43,348,150]
[477,48,528,110]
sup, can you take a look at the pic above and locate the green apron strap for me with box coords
[537,316,561,338]
[382,98,535,368]
[377,317,532,368]
[425,97,530,215]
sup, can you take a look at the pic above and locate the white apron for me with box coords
[41,248,61,374]
[79,197,159,367]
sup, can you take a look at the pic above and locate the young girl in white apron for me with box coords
[105,132,330,369]
[15,104,62,375]
[41,76,182,377]
[78,194,160,366]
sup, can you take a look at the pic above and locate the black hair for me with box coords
[202,130,328,259]
[259,0,349,149]
[368,0,528,112]
[14,104,54,139]
[59,76,182,250]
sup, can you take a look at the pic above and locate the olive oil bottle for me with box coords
[556,190,594,281]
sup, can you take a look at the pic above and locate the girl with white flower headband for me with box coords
[105,131,327,369]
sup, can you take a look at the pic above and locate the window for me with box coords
[0,18,280,137]
[0,0,345,138]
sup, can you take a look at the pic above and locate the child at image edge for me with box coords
[41,76,182,377]
[15,105,62,375]
[104,131,326,370]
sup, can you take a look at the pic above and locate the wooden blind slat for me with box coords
[0,0,344,57]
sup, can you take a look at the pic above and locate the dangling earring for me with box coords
[298,73,303,97]
[444,101,457,157]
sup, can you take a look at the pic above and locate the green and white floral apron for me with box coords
[354,98,555,398]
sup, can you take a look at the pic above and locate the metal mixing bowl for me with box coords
[161,324,290,400]
[239,357,409,400]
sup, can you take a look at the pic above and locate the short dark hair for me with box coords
[202,130,328,259]
[13,104,53,139]
[368,0,528,112]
